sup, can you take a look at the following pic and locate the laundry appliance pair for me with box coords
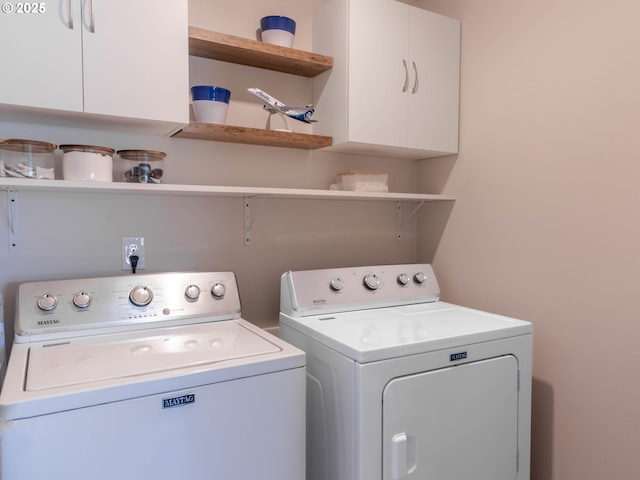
[0,264,532,480]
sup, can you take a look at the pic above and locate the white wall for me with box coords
[0,0,423,348]
[417,0,640,479]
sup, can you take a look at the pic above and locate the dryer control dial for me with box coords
[72,291,92,309]
[129,285,153,306]
[363,273,381,290]
[414,272,427,284]
[37,293,58,311]
[397,273,410,286]
[211,283,226,298]
[185,284,201,300]
[330,278,344,292]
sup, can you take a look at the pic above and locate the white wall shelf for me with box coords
[2,179,454,250]
[0,179,455,202]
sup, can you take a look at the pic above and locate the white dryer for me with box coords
[279,264,532,480]
[1,271,305,480]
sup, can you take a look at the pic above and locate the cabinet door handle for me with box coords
[66,0,74,29]
[88,0,95,33]
[391,433,408,480]
[411,61,419,94]
[402,59,409,93]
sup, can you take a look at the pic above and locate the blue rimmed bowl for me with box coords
[190,86,231,124]
[260,15,296,48]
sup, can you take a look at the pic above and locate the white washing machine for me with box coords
[279,264,532,480]
[0,271,305,480]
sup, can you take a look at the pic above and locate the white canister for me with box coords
[60,145,115,182]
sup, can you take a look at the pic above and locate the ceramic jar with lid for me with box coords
[0,139,56,179]
[117,150,166,184]
[60,144,115,182]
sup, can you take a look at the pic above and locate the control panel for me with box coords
[15,272,241,343]
[281,264,441,316]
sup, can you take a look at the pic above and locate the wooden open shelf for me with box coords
[188,27,333,77]
[173,122,332,149]
[184,27,334,149]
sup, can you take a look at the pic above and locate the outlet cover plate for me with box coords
[122,237,145,270]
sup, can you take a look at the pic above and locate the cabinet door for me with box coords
[382,356,519,480]
[408,9,460,153]
[82,0,188,124]
[348,0,408,148]
[0,0,83,112]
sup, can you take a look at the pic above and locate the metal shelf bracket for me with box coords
[396,200,426,241]
[244,195,268,246]
[244,197,252,246]
[6,188,19,252]
[408,200,426,219]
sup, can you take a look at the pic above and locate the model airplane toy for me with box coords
[248,87,317,131]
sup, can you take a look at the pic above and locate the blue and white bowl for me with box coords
[260,15,296,48]
[190,86,231,124]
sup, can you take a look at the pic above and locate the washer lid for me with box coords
[26,320,281,391]
[1,319,304,420]
[280,301,532,363]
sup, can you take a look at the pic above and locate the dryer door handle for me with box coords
[391,433,408,480]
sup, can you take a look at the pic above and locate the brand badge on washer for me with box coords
[450,351,467,362]
[162,393,195,409]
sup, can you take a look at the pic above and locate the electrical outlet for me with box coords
[122,237,145,271]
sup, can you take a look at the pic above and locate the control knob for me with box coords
[211,283,226,298]
[414,272,427,284]
[129,285,153,306]
[363,273,381,290]
[37,293,58,311]
[72,291,92,309]
[330,278,344,292]
[397,273,410,286]
[185,284,201,300]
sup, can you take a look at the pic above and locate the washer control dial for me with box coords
[397,273,410,286]
[72,291,92,309]
[363,273,381,290]
[211,283,226,298]
[414,272,427,284]
[185,284,201,300]
[37,293,58,311]
[129,286,153,306]
[330,278,344,292]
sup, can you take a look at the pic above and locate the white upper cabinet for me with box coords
[312,0,460,159]
[0,1,84,112]
[0,0,189,135]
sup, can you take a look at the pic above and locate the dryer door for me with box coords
[382,355,519,480]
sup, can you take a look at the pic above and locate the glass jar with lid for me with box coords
[59,144,115,182]
[0,139,56,179]
[117,150,166,184]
